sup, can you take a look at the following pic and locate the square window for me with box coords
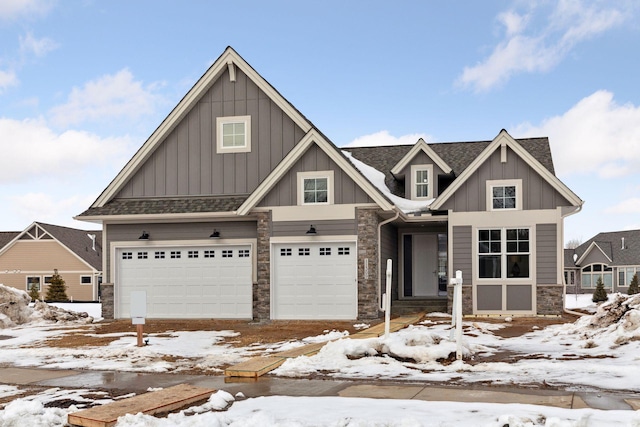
[217,116,251,153]
[320,247,331,256]
[137,252,148,259]
[222,250,233,258]
[155,251,165,259]
[204,250,215,258]
[122,252,133,260]
[303,178,328,204]
[27,277,41,291]
[170,251,181,259]
[488,181,521,211]
[239,249,250,258]
[299,248,310,256]
[280,248,292,256]
[338,247,350,255]
[188,250,199,258]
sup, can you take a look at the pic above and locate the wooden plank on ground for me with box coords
[274,342,326,358]
[224,355,286,378]
[67,384,215,427]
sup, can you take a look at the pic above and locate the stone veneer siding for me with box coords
[254,211,271,321]
[357,207,380,319]
[447,284,473,315]
[100,283,114,320]
[536,284,564,315]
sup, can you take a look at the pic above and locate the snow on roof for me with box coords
[342,151,432,213]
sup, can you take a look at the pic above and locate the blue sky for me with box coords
[0,0,639,246]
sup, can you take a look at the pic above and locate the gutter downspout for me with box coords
[378,208,401,311]
[562,203,585,317]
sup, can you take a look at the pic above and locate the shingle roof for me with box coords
[0,232,19,250]
[574,229,640,267]
[342,137,554,198]
[78,196,249,217]
[36,223,103,270]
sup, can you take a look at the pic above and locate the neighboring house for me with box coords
[0,222,102,301]
[76,47,583,320]
[565,229,640,294]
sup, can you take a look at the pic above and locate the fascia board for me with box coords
[92,47,313,208]
[0,221,38,257]
[237,130,394,215]
[390,139,452,175]
[74,211,245,224]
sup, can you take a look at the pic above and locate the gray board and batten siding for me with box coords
[104,221,257,283]
[452,226,473,283]
[115,67,306,199]
[258,144,374,207]
[536,223,558,284]
[437,146,572,212]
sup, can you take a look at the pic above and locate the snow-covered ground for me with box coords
[3,291,640,426]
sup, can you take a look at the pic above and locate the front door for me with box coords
[403,233,446,298]
[413,234,439,296]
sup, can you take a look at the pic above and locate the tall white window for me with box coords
[410,164,433,200]
[216,116,251,153]
[487,179,522,211]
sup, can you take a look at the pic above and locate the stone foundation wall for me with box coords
[254,211,271,321]
[357,208,380,319]
[100,283,114,320]
[537,284,564,315]
[447,284,473,315]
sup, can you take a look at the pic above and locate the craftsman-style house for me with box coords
[76,47,583,320]
[565,229,640,294]
[0,222,102,301]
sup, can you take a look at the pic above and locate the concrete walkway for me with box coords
[2,367,639,411]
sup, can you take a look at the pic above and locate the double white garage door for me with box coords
[116,241,357,319]
[116,245,252,319]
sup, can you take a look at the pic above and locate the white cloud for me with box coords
[9,192,97,227]
[512,90,640,178]
[0,117,133,183]
[458,1,626,92]
[19,32,58,57]
[0,0,53,20]
[605,198,640,214]
[0,69,18,93]
[342,130,432,147]
[48,69,165,127]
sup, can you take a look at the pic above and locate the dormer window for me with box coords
[487,179,522,211]
[216,115,251,153]
[410,164,433,200]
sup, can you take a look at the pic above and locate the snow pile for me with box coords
[0,284,93,328]
[0,399,70,427]
[0,284,32,327]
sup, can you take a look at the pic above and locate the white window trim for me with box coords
[475,227,532,284]
[297,170,334,205]
[81,275,92,286]
[26,276,41,291]
[410,164,433,200]
[216,115,251,153]
[486,179,522,211]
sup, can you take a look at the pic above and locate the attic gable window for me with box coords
[410,164,433,200]
[216,115,251,153]
[298,171,334,205]
[487,179,522,211]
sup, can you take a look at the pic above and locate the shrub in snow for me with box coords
[44,269,69,302]
[628,273,639,295]
[28,285,41,302]
[592,276,608,303]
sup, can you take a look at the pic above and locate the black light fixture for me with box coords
[306,225,317,235]
[209,229,220,239]
[139,231,150,240]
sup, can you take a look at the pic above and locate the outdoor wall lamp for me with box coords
[138,231,150,240]
[209,229,221,239]
[306,225,317,235]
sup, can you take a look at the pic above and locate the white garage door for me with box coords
[273,242,357,319]
[116,245,252,319]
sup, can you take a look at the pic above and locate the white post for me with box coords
[449,270,463,359]
[384,259,392,340]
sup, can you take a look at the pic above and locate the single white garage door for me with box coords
[116,245,252,319]
[273,242,357,319]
